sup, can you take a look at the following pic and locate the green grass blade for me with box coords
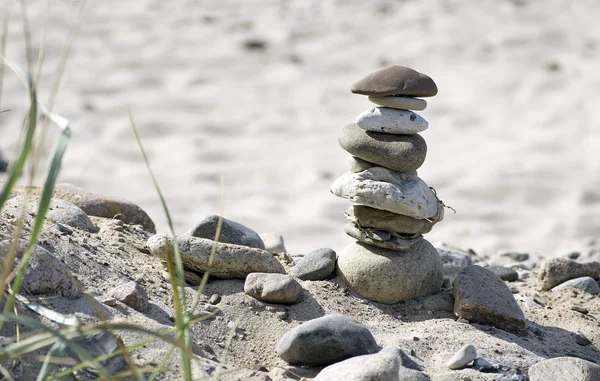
[36,341,66,381]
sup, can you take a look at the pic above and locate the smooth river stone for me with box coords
[347,156,376,173]
[346,204,443,236]
[368,96,427,111]
[344,222,422,251]
[330,167,440,220]
[357,107,427,134]
[338,123,426,172]
[351,65,438,97]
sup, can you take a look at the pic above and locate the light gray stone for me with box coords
[110,281,148,312]
[147,233,285,279]
[437,248,473,284]
[347,156,376,173]
[292,248,336,281]
[351,65,438,97]
[538,258,600,291]
[344,222,422,251]
[276,314,378,366]
[337,239,443,304]
[330,168,440,220]
[528,357,600,381]
[446,344,477,370]
[552,276,600,295]
[338,123,427,173]
[345,205,442,236]
[368,95,427,111]
[187,214,265,249]
[259,232,286,253]
[314,348,399,381]
[357,107,428,134]
[244,273,302,304]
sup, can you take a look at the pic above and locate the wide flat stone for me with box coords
[351,65,438,97]
[147,233,285,279]
[187,214,265,250]
[337,239,443,304]
[528,357,600,381]
[345,205,442,236]
[330,167,440,220]
[538,258,600,291]
[344,222,422,251]
[368,96,427,111]
[453,265,527,335]
[338,123,427,172]
[244,273,302,304]
[356,107,428,134]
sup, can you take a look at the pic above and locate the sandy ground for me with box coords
[2,0,600,257]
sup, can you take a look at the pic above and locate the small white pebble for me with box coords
[446,344,477,370]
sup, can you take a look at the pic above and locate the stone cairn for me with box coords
[330,65,446,304]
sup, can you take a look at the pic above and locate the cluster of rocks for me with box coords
[330,65,445,304]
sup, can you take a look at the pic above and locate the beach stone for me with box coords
[351,65,438,97]
[437,248,472,285]
[345,205,441,236]
[244,273,302,304]
[347,156,376,173]
[147,233,285,279]
[446,344,477,370]
[453,265,526,335]
[538,258,600,291]
[357,107,428,134]
[187,214,265,250]
[528,357,600,381]
[344,222,422,251]
[338,123,427,172]
[337,239,443,304]
[331,168,440,220]
[368,96,427,111]
[292,248,336,281]
[552,277,600,295]
[487,265,519,282]
[276,314,378,366]
[259,232,286,253]
[110,281,148,312]
[314,347,400,381]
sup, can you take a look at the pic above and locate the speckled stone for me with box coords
[356,107,428,134]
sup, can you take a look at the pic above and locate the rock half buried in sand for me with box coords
[351,65,438,97]
[292,248,337,281]
[347,156,376,173]
[187,214,265,250]
[453,265,526,335]
[338,123,427,173]
[528,357,600,381]
[276,314,378,366]
[552,276,600,295]
[357,107,428,134]
[368,95,427,111]
[344,222,422,251]
[147,233,285,279]
[244,273,302,304]
[337,240,443,304]
[538,258,600,291]
[346,205,442,236]
[331,168,440,220]
[446,344,477,370]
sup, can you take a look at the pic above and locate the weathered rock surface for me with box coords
[292,248,336,281]
[314,347,400,381]
[276,314,378,366]
[110,281,149,312]
[453,265,526,335]
[345,205,441,236]
[344,222,422,251]
[437,247,473,284]
[187,214,265,249]
[368,95,427,111]
[337,240,443,304]
[351,65,438,97]
[528,357,600,381]
[259,232,286,253]
[446,344,477,370]
[356,107,428,134]
[147,233,285,279]
[244,273,302,304]
[552,276,600,295]
[538,258,600,291]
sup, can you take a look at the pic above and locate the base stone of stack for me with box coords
[337,239,443,304]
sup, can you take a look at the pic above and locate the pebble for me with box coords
[110,281,149,312]
[453,265,527,335]
[276,314,378,366]
[552,276,600,295]
[187,215,265,250]
[338,123,427,173]
[437,247,473,285]
[337,239,443,304]
[258,232,287,253]
[244,273,302,304]
[147,233,286,279]
[345,205,441,236]
[208,294,221,305]
[528,357,600,381]
[571,305,589,314]
[368,95,427,111]
[498,250,530,262]
[292,248,337,281]
[351,65,438,97]
[344,222,422,251]
[356,107,428,134]
[487,266,519,282]
[538,258,600,291]
[510,259,536,270]
[330,167,440,220]
[347,156,376,173]
[314,347,400,381]
[446,344,477,370]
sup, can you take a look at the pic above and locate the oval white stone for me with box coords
[368,96,427,111]
[356,107,428,134]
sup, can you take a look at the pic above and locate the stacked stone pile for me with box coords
[330,65,446,304]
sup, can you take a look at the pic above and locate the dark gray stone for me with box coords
[487,266,519,282]
[244,273,302,304]
[538,258,600,291]
[292,248,336,281]
[187,215,265,250]
[453,265,526,335]
[110,281,148,312]
[276,314,378,366]
[351,65,438,97]
[528,357,600,381]
[552,276,600,295]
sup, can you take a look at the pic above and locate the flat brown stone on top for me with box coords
[351,65,438,97]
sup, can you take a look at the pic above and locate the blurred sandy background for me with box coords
[1,0,599,257]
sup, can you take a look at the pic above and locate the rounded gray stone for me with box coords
[552,276,600,295]
[346,205,442,236]
[292,248,336,281]
[528,357,600,381]
[344,222,422,251]
[337,239,444,304]
[314,348,399,381]
[351,65,438,97]
[356,107,428,134]
[187,214,265,250]
[110,281,148,312]
[244,273,302,304]
[338,123,427,173]
[446,344,477,370]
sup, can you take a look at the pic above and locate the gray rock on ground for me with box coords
[244,273,302,304]
[110,281,149,312]
[276,314,378,366]
[446,344,477,370]
[147,233,285,279]
[552,276,600,295]
[538,258,600,291]
[453,265,527,335]
[344,222,422,251]
[437,247,473,285]
[528,357,600,381]
[292,248,336,281]
[187,215,265,250]
[259,232,286,253]
[314,347,400,381]
[487,265,519,282]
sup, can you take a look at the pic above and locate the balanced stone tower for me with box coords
[330,65,445,304]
